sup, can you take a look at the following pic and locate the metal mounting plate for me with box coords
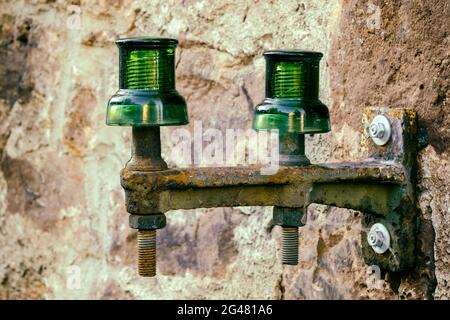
[360,108,418,271]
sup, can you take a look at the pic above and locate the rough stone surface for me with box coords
[0,0,448,299]
[328,0,449,299]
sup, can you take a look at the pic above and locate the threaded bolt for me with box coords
[137,229,157,277]
[282,227,299,265]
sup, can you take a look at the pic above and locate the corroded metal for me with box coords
[138,229,156,277]
[121,108,419,273]
[360,108,418,272]
[279,133,310,166]
[129,214,166,230]
[121,161,406,214]
[126,127,167,171]
[273,206,305,227]
[126,127,168,277]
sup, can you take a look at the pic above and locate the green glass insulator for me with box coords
[253,50,330,134]
[106,38,188,126]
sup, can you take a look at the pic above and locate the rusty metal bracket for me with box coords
[120,108,418,274]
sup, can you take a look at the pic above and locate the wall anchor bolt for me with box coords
[367,223,390,254]
[369,115,391,146]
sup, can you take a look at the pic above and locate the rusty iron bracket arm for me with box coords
[121,161,406,214]
[120,108,419,273]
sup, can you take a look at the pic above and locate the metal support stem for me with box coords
[127,127,167,277]
[126,127,167,171]
[279,133,310,166]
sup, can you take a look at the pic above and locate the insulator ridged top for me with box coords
[265,50,321,100]
[117,38,177,91]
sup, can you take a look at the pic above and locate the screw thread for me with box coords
[282,227,299,265]
[138,229,157,277]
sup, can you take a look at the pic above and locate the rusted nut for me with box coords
[129,214,166,230]
[272,206,305,227]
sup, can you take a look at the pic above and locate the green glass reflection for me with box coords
[106,38,188,126]
[253,51,330,134]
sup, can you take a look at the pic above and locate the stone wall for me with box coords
[0,0,448,299]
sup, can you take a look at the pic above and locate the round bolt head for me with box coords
[367,223,390,254]
[369,115,391,146]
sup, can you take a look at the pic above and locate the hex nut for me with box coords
[273,207,305,227]
[129,214,166,230]
[367,223,390,254]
